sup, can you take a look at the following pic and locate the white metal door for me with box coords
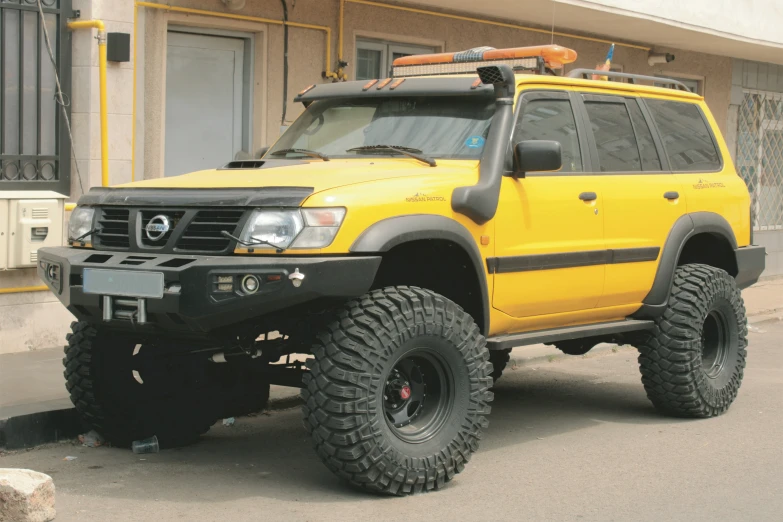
[164,32,244,177]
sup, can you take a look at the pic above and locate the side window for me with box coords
[583,101,641,172]
[627,100,663,171]
[645,100,721,171]
[513,98,582,172]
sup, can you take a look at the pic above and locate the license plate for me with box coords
[82,269,164,299]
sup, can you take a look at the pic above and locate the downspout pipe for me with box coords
[451,65,517,225]
[67,20,109,188]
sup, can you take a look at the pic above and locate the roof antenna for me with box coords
[550,3,556,45]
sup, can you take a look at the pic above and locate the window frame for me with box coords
[508,88,723,176]
[354,39,436,80]
[507,90,591,176]
[577,93,667,174]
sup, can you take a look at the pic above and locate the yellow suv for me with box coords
[39,45,765,495]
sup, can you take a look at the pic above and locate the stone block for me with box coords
[0,468,55,522]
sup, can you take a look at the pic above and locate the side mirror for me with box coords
[513,140,562,177]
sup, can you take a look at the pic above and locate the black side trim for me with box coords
[611,247,661,263]
[350,215,490,334]
[78,187,315,208]
[486,247,660,274]
[486,319,655,350]
[634,212,739,319]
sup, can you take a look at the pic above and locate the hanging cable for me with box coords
[36,0,85,196]
[280,0,289,126]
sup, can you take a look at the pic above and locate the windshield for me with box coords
[268,96,495,160]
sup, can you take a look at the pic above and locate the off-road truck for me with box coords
[39,44,765,495]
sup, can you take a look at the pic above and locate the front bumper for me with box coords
[37,247,381,333]
[735,245,766,289]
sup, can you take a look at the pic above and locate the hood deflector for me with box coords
[77,187,315,208]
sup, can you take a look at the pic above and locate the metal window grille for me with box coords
[737,89,783,231]
[0,0,71,194]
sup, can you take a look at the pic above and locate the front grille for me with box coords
[140,210,185,247]
[95,208,130,248]
[176,210,244,252]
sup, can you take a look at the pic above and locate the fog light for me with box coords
[217,283,234,292]
[217,275,233,283]
[241,275,259,294]
[46,264,58,281]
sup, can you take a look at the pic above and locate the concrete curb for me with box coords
[0,389,304,451]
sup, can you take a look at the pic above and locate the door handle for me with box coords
[664,191,679,200]
[579,192,597,201]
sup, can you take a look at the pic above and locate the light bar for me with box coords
[392,44,578,77]
[393,58,538,78]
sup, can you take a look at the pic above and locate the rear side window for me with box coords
[584,101,641,172]
[645,100,721,171]
[514,99,582,172]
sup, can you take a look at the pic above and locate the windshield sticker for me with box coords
[465,136,486,148]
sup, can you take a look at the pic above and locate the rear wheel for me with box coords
[302,286,493,495]
[637,264,747,418]
[64,322,269,448]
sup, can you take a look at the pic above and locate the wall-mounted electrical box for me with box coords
[107,32,131,62]
[0,192,66,270]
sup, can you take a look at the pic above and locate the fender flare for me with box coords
[634,212,738,319]
[350,214,490,334]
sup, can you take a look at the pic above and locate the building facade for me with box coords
[1,0,782,352]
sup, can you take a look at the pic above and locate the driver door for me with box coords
[492,90,605,318]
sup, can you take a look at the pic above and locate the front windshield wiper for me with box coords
[221,231,285,254]
[269,148,330,161]
[346,145,437,167]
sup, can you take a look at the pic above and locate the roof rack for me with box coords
[566,69,692,92]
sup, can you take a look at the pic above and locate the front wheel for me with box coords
[302,286,493,495]
[637,264,747,418]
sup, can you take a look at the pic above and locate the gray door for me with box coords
[164,32,244,177]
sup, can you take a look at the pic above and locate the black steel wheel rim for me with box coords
[701,310,730,379]
[383,349,453,444]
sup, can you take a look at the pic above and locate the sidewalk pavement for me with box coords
[2,277,781,447]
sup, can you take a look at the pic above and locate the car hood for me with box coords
[119,158,479,195]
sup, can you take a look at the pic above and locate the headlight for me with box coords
[238,208,346,251]
[240,210,304,249]
[68,207,95,242]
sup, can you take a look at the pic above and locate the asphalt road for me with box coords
[2,321,782,522]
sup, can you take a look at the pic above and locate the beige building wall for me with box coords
[137,0,731,182]
[0,0,738,353]
[0,0,135,353]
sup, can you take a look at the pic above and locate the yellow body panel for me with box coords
[492,175,604,318]
[597,174,685,308]
[106,75,751,338]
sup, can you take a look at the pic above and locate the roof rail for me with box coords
[566,69,692,92]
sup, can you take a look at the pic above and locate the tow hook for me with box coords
[289,268,305,288]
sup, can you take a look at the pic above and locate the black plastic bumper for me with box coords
[37,247,381,333]
[735,245,766,289]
